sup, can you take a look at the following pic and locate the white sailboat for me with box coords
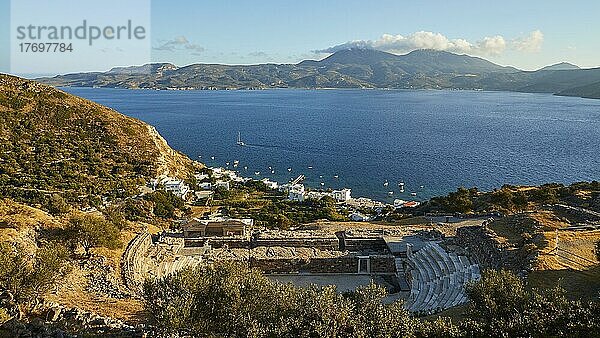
[236,131,246,146]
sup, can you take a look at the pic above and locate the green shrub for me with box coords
[145,191,186,218]
[45,194,70,215]
[143,262,417,337]
[0,242,69,303]
[64,214,121,255]
[463,269,600,336]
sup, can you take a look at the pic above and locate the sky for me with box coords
[151,0,600,70]
[1,0,600,75]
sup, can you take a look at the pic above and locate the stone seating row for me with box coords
[405,242,481,314]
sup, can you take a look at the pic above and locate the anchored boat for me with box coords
[236,131,246,146]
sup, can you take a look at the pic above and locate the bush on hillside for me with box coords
[145,190,187,219]
[63,214,121,256]
[143,262,417,337]
[463,269,600,336]
[0,242,69,303]
[143,264,600,337]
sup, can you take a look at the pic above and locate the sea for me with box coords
[63,88,600,202]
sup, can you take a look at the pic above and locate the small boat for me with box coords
[244,166,248,170]
[319,175,323,179]
[268,166,272,170]
[308,166,313,169]
[236,131,246,146]
[271,170,275,174]
[388,191,394,196]
[333,175,339,179]
[234,160,240,165]
[398,181,405,187]
[225,162,230,166]
[255,171,261,176]
[411,192,417,196]
[320,182,325,186]
[198,155,202,158]
[419,185,424,189]
[211,156,215,160]
[288,168,292,172]
[383,180,389,187]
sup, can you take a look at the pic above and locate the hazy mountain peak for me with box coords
[539,62,581,71]
[316,48,397,64]
[107,63,179,75]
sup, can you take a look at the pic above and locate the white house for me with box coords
[350,212,372,222]
[194,173,209,181]
[394,199,420,208]
[261,178,279,190]
[162,178,190,199]
[199,182,212,190]
[147,178,159,191]
[394,199,407,208]
[215,180,231,191]
[195,190,214,200]
[288,184,305,202]
[332,188,352,202]
[305,191,330,200]
[210,167,225,179]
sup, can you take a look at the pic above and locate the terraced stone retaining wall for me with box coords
[454,226,536,272]
[250,255,396,274]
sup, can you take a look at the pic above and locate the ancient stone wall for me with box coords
[249,255,396,274]
[343,238,388,253]
[250,257,357,274]
[369,256,396,273]
[552,204,600,224]
[454,226,536,272]
[121,232,152,296]
[184,237,250,249]
[252,238,339,250]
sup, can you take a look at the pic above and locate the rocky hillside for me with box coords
[0,74,195,208]
[557,81,600,99]
[37,49,600,99]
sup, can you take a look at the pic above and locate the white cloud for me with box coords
[371,32,471,53]
[153,36,205,55]
[476,35,506,56]
[316,30,541,57]
[512,30,544,52]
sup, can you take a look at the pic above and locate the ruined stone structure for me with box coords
[121,225,484,315]
[454,225,537,272]
[404,242,480,314]
[183,217,252,238]
[121,232,152,296]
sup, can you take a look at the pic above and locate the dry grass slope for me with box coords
[0,74,195,206]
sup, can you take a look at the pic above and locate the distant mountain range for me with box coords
[37,49,600,99]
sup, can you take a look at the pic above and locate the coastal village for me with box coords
[145,166,421,222]
[117,161,599,317]
[118,164,486,315]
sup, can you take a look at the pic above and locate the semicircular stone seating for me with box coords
[404,242,481,314]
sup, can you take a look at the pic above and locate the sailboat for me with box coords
[236,131,246,146]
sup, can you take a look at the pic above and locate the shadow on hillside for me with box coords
[528,264,600,301]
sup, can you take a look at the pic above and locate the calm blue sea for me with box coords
[63,88,600,202]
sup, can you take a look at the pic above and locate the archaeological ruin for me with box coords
[121,216,492,315]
